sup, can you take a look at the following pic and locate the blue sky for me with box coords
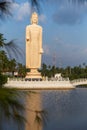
[1,0,87,67]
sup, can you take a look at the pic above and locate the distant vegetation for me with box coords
[0,49,26,78]
[41,63,87,80]
[1,50,87,81]
[0,33,26,86]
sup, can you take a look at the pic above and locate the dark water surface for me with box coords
[42,88,87,130]
[3,88,87,130]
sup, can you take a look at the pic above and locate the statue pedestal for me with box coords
[26,69,42,79]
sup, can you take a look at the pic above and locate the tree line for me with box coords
[41,63,87,80]
[0,50,26,77]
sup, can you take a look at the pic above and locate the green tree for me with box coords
[0,74,7,87]
[0,50,9,72]
[0,34,6,47]
[17,63,26,77]
[8,59,16,76]
[41,63,47,77]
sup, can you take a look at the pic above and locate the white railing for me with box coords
[7,77,69,82]
[71,78,87,86]
[71,78,87,83]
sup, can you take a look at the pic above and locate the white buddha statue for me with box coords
[26,12,43,79]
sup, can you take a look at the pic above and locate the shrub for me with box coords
[0,73,7,87]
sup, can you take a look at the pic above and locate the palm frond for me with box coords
[29,0,39,8]
[0,0,12,19]
[40,110,48,126]
[0,88,27,129]
[11,112,26,130]
[4,40,24,60]
[0,33,6,47]
[29,0,45,13]
[34,109,48,127]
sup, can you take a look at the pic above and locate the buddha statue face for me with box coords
[31,12,38,24]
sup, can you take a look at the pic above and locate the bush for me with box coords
[0,73,7,87]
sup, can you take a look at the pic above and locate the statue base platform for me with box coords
[25,69,42,79]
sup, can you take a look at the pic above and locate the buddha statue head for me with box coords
[31,12,38,24]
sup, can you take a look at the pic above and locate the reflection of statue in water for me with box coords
[26,12,43,79]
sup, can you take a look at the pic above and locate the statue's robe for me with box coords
[26,24,42,69]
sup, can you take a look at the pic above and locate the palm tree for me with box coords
[0,50,9,72]
[17,63,26,78]
[8,59,17,76]
[0,34,5,47]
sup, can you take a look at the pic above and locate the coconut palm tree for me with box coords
[0,50,9,72]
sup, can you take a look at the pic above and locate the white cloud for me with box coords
[12,2,31,21]
[11,2,46,22]
[39,14,46,23]
[12,2,19,9]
